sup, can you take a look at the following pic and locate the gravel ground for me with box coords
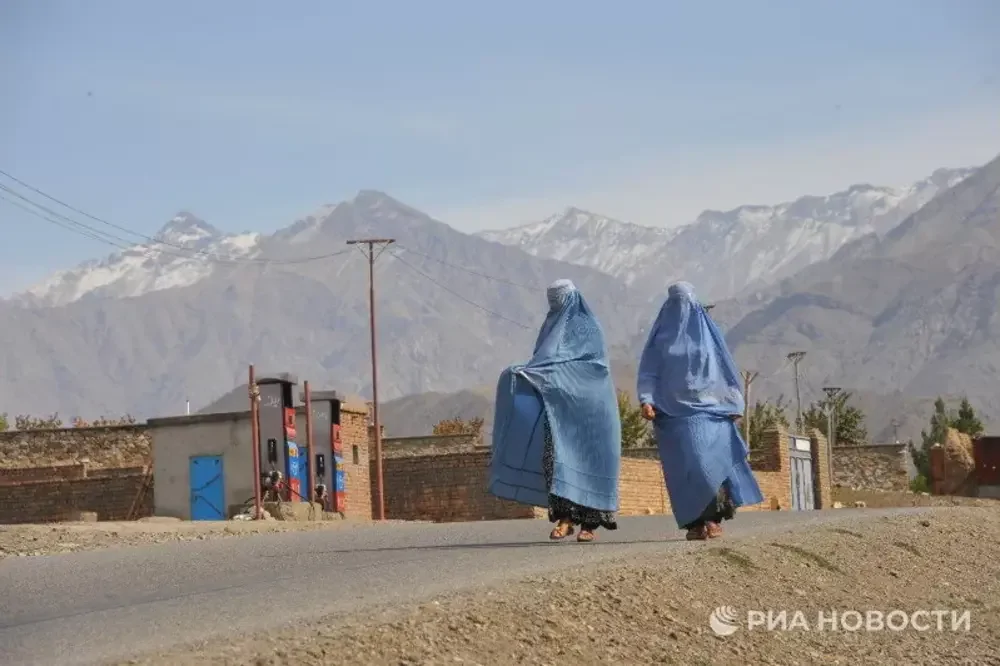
[0,517,398,558]
[119,506,1000,666]
[832,488,998,509]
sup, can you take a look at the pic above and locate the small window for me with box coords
[352,445,360,465]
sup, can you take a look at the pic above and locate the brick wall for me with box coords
[340,402,372,519]
[0,466,152,524]
[0,425,151,469]
[618,458,670,515]
[363,424,811,523]
[626,428,796,512]
[833,444,909,491]
[810,430,834,508]
[744,426,791,511]
[372,450,535,522]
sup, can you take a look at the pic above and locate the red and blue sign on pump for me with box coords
[283,408,308,502]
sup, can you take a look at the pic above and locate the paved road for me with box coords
[0,508,925,665]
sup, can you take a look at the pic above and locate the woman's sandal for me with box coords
[549,522,575,540]
[577,529,596,543]
[706,522,723,539]
[686,525,708,541]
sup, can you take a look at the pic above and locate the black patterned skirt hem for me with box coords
[542,419,618,531]
[682,482,737,531]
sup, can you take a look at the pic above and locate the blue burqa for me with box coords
[637,282,764,528]
[489,280,622,511]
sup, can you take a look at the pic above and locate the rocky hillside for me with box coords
[0,192,646,419]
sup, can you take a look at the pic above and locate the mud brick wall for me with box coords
[0,425,151,469]
[0,466,152,524]
[833,444,909,491]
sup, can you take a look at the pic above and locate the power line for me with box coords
[0,192,134,249]
[0,171,352,265]
[390,251,533,330]
[395,245,541,291]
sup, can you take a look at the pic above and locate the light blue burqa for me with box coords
[489,280,622,511]
[638,282,764,528]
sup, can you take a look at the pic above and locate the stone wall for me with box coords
[833,444,909,492]
[0,425,151,469]
[0,465,152,524]
[382,434,482,458]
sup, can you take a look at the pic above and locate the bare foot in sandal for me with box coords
[577,529,596,543]
[686,525,708,541]
[549,520,574,540]
[706,522,723,539]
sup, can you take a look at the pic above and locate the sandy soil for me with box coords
[119,506,1000,666]
[0,517,389,558]
[832,487,998,509]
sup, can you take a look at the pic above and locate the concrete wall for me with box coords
[832,444,910,491]
[148,411,255,520]
[0,425,150,469]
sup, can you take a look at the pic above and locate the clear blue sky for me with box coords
[2,0,998,294]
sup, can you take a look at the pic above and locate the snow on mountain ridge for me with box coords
[11,212,262,307]
[477,167,978,299]
[478,207,678,284]
[7,167,977,309]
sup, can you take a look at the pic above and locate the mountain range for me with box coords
[1,156,997,447]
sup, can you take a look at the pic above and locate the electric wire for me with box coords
[389,250,534,330]
[0,170,354,265]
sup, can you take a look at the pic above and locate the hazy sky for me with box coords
[2,0,999,294]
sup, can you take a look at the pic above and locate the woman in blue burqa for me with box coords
[638,282,763,541]
[489,279,621,542]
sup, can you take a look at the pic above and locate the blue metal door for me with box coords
[789,449,815,510]
[189,455,225,520]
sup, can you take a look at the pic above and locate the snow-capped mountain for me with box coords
[10,213,261,307]
[5,166,977,310]
[477,167,977,300]
[477,207,679,284]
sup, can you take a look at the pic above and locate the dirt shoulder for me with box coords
[832,487,997,509]
[0,517,386,558]
[121,506,1000,666]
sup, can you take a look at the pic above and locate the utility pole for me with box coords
[248,364,262,520]
[346,238,395,521]
[740,370,759,447]
[787,351,806,432]
[822,386,841,487]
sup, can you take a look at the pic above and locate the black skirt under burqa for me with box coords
[542,419,618,531]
